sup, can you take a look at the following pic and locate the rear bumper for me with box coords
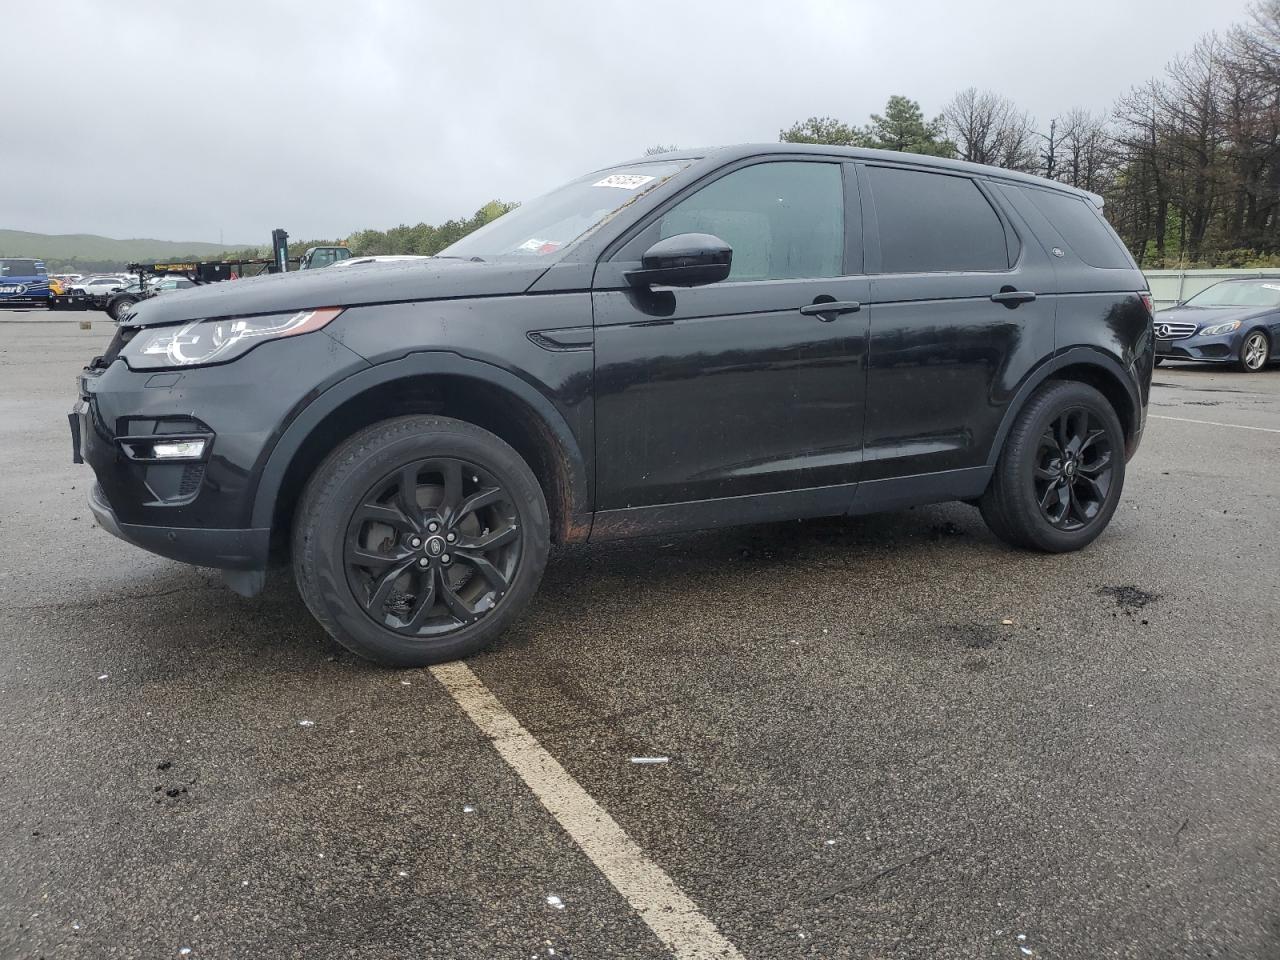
[89,481,270,570]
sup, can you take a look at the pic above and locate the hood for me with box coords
[120,258,550,328]
[1157,303,1275,328]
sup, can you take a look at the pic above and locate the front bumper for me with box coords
[71,327,368,572]
[87,479,270,570]
[1155,334,1236,362]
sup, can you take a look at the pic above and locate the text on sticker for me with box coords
[593,174,655,190]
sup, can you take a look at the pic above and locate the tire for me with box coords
[980,380,1126,553]
[108,296,137,322]
[1239,330,1270,372]
[292,415,550,667]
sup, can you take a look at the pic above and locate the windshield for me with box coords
[1184,280,1280,308]
[437,160,692,261]
[0,260,42,278]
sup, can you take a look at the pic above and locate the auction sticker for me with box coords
[593,174,655,190]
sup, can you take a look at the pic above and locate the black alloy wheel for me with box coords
[344,457,521,637]
[980,380,1126,553]
[293,415,549,667]
[1032,407,1114,531]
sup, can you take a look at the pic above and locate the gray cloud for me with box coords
[4,0,1253,243]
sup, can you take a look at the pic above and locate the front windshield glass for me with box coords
[0,260,40,277]
[437,160,692,261]
[1184,280,1280,308]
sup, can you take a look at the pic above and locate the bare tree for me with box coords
[943,88,1039,171]
[1058,108,1113,194]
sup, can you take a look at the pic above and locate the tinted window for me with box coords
[867,166,1009,273]
[1023,187,1131,269]
[0,260,40,277]
[654,161,844,281]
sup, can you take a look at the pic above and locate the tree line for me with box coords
[778,0,1280,269]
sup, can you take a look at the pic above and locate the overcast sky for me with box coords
[3,0,1256,244]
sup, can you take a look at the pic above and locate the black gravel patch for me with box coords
[1098,585,1160,612]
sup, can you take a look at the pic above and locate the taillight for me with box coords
[1140,292,1153,315]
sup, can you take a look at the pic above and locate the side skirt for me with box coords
[588,466,993,542]
[848,465,992,516]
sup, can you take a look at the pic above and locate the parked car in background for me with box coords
[298,245,353,269]
[0,258,51,307]
[1154,278,1279,371]
[71,276,130,300]
[73,143,1153,667]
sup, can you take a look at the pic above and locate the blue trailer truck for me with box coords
[0,258,50,307]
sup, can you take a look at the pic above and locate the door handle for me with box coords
[990,289,1036,306]
[800,300,862,321]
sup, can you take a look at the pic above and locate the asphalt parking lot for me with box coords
[1,314,1278,960]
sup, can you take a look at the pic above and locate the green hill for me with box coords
[0,229,257,271]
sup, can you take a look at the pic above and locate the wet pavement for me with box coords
[1,317,1278,959]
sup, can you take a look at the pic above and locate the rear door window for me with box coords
[1022,187,1132,269]
[866,166,1010,273]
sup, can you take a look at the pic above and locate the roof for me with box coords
[624,143,1104,207]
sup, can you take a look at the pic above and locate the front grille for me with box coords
[1155,321,1198,340]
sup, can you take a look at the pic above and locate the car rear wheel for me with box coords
[107,295,137,321]
[980,380,1126,553]
[1239,331,1270,372]
[292,415,550,667]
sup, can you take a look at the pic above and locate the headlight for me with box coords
[1199,319,1241,337]
[124,307,343,369]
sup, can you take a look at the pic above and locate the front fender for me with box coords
[248,350,592,535]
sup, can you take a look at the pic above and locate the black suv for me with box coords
[72,145,1154,667]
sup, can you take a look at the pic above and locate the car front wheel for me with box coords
[1240,331,1270,372]
[980,380,1126,553]
[292,415,550,667]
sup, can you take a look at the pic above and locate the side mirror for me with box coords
[626,233,732,290]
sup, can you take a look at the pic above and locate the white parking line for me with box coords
[430,662,744,960]
[1150,414,1280,434]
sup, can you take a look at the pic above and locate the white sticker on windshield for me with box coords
[593,174,655,190]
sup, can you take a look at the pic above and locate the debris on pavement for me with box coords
[630,756,670,764]
[1098,584,1160,612]
[546,894,565,909]
[297,720,314,727]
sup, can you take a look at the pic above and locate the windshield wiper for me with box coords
[432,255,486,263]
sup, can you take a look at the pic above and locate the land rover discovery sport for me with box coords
[71,144,1154,666]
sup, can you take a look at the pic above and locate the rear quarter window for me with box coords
[1023,187,1131,269]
